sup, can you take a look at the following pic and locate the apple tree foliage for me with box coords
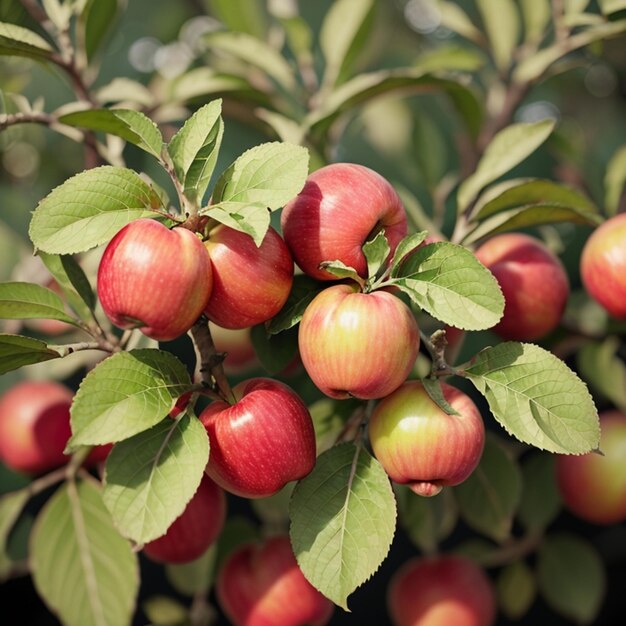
[1,0,626,624]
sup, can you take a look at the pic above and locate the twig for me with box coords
[420,329,464,378]
[475,532,543,569]
[0,111,55,131]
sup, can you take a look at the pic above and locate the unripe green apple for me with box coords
[475,233,569,341]
[369,381,485,496]
[388,554,496,626]
[556,410,626,524]
[580,213,626,318]
[298,284,419,400]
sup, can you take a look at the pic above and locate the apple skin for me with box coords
[281,163,407,281]
[97,218,213,341]
[209,322,258,374]
[217,535,334,626]
[199,378,316,498]
[369,381,485,496]
[143,474,226,563]
[475,233,569,341]
[298,284,419,400]
[580,213,626,318]
[204,225,293,329]
[388,554,496,626]
[556,410,626,525]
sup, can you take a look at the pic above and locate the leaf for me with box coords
[29,166,163,255]
[598,0,626,14]
[497,561,537,621]
[605,143,626,215]
[414,45,487,73]
[207,0,267,38]
[0,489,29,580]
[165,544,216,597]
[202,202,270,247]
[308,398,358,456]
[59,109,164,158]
[318,260,362,282]
[267,275,325,335]
[42,0,71,30]
[476,0,520,71]
[0,21,54,60]
[437,1,484,44]
[290,443,396,610]
[0,334,61,374]
[421,378,461,416]
[211,142,309,212]
[455,436,521,543]
[465,342,600,454]
[103,414,209,544]
[142,596,188,626]
[80,0,119,62]
[251,483,294,526]
[537,533,606,624]
[390,231,428,271]
[363,231,390,280]
[69,349,192,449]
[457,120,556,212]
[394,242,505,331]
[0,282,78,325]
[250,324,298,375]
[167,100,223,206]
[31,480,139,626]
[520,0,552,42]
[518,452,562,531]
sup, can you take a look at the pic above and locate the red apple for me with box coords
[199,378,316,498]
[204,225,293,329]
[281,163,407,281]
[97,218,213,341]
[298,284,419,400]
[369,381,485,496]
[209,322,258,374]
[217,535,334,626]
[388,554,496,626]
[143,474,226,563]
[475,233,569,341]
[580,213,626,318]
[556,410,626,524]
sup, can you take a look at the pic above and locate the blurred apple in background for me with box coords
[209,322,258,374]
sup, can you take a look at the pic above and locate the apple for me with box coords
[475,233,569,341]
[556,410,626,524]
[388,554,496,626]
[368,380,485,496]
[281,163,407,281]
[97,218,213,341]
[580,212,626,318]
[298,284,419,400]
[216,535,334,626]
[199,378,316,498]
[142,474,226,563]
[209,323,258,374]
[204,225,293,329]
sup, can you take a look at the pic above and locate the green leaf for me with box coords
[212,142,309,211]
[318,260,362,282]
[605,143,626,215]
[0,21,53,60]
[457,120,556,212]
[267,275,325,335]
[394,242,505,331]
[168,100,223,206]
[518,452,562,532]
[0,489,29,580]
[80,0,119,62]
[165,544,216,597]
[497,561,537,620]
[320,0,375,88]
[103,414,209,544]
[0,334,61,374]
[59,109,164,158]
[252,483,294,526]
[437,1,484,44]
[142,596,189,626]
[566,0,592,11]
[599,0,626,14]
[207,0,267,38]
[215,516,259,571]
[455,436,521,542]
[520,0,552,42]
[290,443,396,610]
[250,324,298,375]
[363,231,390,280]
[202,202,270,247]
[29,166,163,255]
[0,281,78,325]
[308,398,358,456]
[42,0,71,30]
[69,349,192,449]
[31,480,139,626]
[414,45,487,73]
[465,342,600,454]
[476,0,520,71]
[421,378,461,416]
[537,533,606,624]
[390,231,428,272]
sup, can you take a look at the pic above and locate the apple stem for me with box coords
[420,329,464,379]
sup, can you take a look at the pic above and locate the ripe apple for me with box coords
[298,284,419,400]
[97,218,213,341]
[556,410,626,524]
[388,554,496,626]
[209,322,258,374]
[580,213,626,318]
[203,225,293,329]
[368,380,485,496]
[281,163,407,281]
[217,535,334,626]
[199,378,316,498]
[143,474,226,563]
[474,233,569,341]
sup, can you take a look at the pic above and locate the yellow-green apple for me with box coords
[199,378,316,498]
[580,213,626,318]
[556,410,626,524]
[204,225,293,329]
[388,555,496,626]
[216,535,334,626]
[369,381,485,496]
[298,284,419,399]
[143,474,226,563]
[97,218,212,341]
[281,163,407,281]
[209,322,258,374]
[475,233,569,341]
